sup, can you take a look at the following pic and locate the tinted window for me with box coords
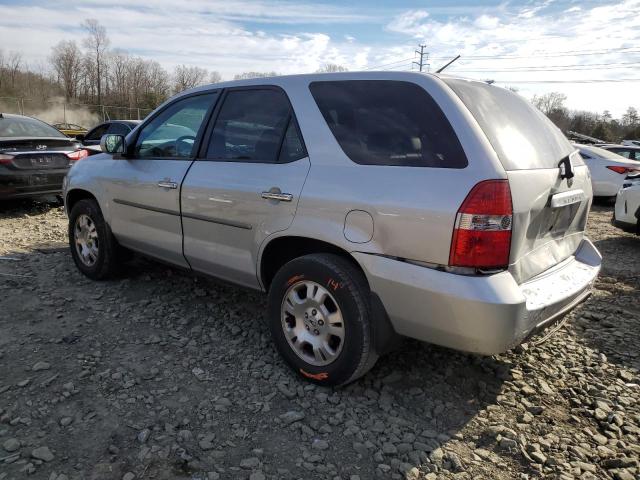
[309,80,467,168]
[609,149,631,158]
[107,122,132,136]
[206,89,292,163]
[0,116,66,138]
[136,93,216,158]
[278,119,306,162]
[85,124,109,141]
[445,79,577,170]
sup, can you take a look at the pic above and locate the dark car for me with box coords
[78,120,140,154]
[599,144,640,160]
[0,113,87,200]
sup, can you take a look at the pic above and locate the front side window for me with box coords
[206,89,296,163]
[135,93,217,159]
[108,122,132,136]
[309,80,467,168]
[85,124,109,141]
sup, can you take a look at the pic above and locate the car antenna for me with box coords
[436,55,461,74]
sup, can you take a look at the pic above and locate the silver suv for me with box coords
[64,72,601,386]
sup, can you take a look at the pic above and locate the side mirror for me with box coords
[100,134,126,155]
[75,134,85,142]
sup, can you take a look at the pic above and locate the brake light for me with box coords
[0,153,14,165]
[607,166,640,175]
[67,149,89,161]
[449,180,513,269]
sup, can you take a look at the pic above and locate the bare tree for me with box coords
[173,65,209,93]
[82,19,110,105]
[7,51,22,89]
[51,40,83,99]
[316,63,348,73]
[531,92,567,116]
[622,107,639,127]
[209,71,222,84]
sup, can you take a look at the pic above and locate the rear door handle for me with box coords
[261,191,293,202]
[157,181,178,189]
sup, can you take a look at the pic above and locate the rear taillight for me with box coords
[449,180,513,269]
[0,154,14,165]
[607,166,640,175]
[67,149,89,161]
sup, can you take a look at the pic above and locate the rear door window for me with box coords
[85,124,109,141]
[206,89,299,163]
[107,122,132,136]
[309,80,467,168]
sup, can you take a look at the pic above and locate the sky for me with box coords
[0,0,638,117]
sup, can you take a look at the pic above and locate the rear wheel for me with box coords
[68,199,121,280]
[267,253,377,386]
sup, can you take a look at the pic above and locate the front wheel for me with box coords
[267,253,378,386]
[68,199,121,280]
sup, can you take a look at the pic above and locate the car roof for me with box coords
[600,144,640,150]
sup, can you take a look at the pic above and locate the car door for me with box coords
[181,87,310,288]
[104,91,219,267]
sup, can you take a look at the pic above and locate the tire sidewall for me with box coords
[68,199,110,279]
[268,256,368,386]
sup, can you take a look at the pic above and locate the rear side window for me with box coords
[206,89,304,163]
[444,79,577,170]
[309,80,467,168]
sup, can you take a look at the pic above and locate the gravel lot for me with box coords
[0,199,638,480]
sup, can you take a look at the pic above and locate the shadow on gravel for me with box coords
[0,196,62,220]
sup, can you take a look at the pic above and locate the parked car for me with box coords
[53,123,88,138]
[621,140,640,147]
[599,144,640,160]
[63,72,601,386]
[1,113,88,200]
[574,144,640,198]
[613,178,640,234]
[77,120,141,154]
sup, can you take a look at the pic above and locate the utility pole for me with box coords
[413,44,428,72]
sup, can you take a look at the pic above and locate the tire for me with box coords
[68,199,121,280]
[267,253,378,386]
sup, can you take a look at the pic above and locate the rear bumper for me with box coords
[0,170,66,199]
[353,238,601,355]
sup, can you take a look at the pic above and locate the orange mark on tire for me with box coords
[287,274,304,286]
[300,369,329,381]
[327,277,341,291]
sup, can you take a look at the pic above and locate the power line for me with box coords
[491,78,640,84]
[363,57,414,71]
[429,47,640,61]
[451,61,640,73]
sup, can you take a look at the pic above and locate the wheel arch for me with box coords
[259,235,366,292]
[65,188,99,214]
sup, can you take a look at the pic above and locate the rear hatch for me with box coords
[445,78,592,284]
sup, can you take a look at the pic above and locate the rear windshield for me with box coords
[444,79,576,170]
[309,80,468,168]
[0,116,67,138]
[578,145,629,161]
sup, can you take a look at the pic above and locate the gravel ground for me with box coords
[0,199,638,480]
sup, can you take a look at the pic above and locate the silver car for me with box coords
[63,72,601,386]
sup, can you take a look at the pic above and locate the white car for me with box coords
[614,180,640,234]
[574,144,640,198]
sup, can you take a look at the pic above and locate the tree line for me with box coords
[531,92,640,143]
[1,18,637,140]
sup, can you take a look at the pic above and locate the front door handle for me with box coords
[261,191,293,202]
[157,181,178,189]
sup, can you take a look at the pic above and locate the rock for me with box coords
[312,439,329,450]
[137,428,151,443]
[499,437,518,449]
[603,457,638,469]
[32,446,55,462]
[60,417,73,427]
[279,411,305,425]
[2,438,20,452]
[249,472,265,480]
[199,434,215,450]
[122,473,135,480]
[32,361,51,371]
[240,457,260,469]
[529,451,547,464]
[382,442,397,455]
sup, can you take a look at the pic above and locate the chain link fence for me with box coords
[0,96,154,129]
